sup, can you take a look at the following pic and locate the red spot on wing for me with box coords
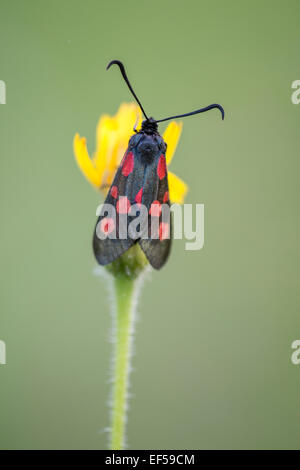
[157,154,166,180]
[116,196,131,214]
[121,151,134,176]
[163,191,169,203]
[149,200,162,217]
[135,187,143,204]
[100,217,115,235]
[110,185,118,199]
[159,222,170,241]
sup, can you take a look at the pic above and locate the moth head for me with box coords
[141,118,158,135]
[129,126,166,161]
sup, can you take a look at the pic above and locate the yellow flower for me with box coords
[73,102,188,204]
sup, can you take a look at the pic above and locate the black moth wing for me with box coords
[138,151,172,270]
[93,147,142,265]
[93,139,172,269]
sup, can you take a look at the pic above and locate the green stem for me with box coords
[110,274,137,450]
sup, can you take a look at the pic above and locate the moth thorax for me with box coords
[138,135,158,163]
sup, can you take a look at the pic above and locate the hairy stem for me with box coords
[110,274,137,450]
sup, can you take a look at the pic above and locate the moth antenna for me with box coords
[156,104,225,123]
[107,60,149,120]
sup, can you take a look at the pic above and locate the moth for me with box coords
[93,60,224,269]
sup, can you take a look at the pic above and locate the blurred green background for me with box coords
[0,0,300,450]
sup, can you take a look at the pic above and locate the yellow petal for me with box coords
[115,103,142,163]
[93,104,142,188]
[168,171,188,204]
[106,103,142,185]
[163,121,182,165]
[73,134,101,188]
[93,115,118,181]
